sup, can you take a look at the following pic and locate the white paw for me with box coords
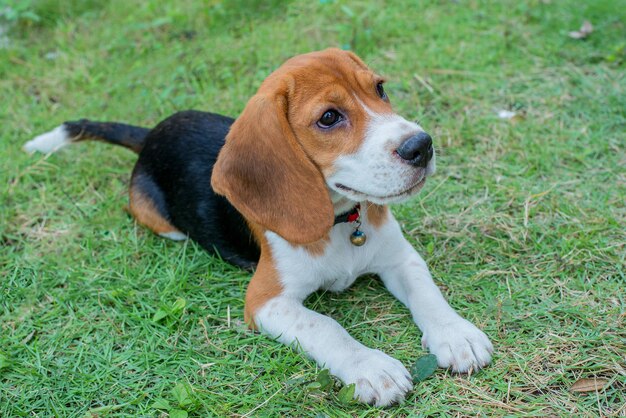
[422,318,493,373]
[335,348,413,407]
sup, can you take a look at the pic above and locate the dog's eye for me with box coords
[317,109,342,128]
[376,82,387,100]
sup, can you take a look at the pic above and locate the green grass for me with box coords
[1,0,625,416]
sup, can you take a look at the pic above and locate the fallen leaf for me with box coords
[570,377,609,393]
[497,109,525,123]
[171,297,186,314]
[172,382,194,408]
[338,383,356,404]
[315,369,334,391]
[150,398,170,410]
[568,21,593,39]
[21,330,36,344]
[169,409,188,418]
[411,354,438,382]
[152,308,168,322]
[306,381,322,391]
[497,110,517,119]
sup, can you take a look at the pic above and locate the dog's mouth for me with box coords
[335,176,427,203]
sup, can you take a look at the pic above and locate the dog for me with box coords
[24,48,493,406]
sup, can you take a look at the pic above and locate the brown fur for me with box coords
[211,93,334,245]
[244,257,283,329]
[128,185,181,235]
[283,51,394,176]
[366,203,389,228]
[244,222,283,328]
[299,235,330,257]
[212,48,395,323]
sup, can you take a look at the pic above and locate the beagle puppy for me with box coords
[24,48,493,406]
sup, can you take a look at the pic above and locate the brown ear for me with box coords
[211,93,334,244]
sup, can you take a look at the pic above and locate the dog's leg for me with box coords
[128,166,186,240]
[375,230,493,373]
[246,251,412,406]
[253,294,413,406]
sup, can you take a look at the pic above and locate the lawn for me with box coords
[1,0,625,416]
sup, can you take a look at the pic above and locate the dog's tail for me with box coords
[23,119,150,154]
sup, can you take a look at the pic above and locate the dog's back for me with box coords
[24,110,260,268]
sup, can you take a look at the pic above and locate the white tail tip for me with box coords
[23,125,71,154]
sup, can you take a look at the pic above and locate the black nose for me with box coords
[396,132,433,167]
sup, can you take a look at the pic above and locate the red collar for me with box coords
[333,203,360,225]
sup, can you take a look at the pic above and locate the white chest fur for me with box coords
[265,205,400,298]
[257,202,493,406]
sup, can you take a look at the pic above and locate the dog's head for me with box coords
[212,48,435,244]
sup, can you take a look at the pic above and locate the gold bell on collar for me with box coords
[350,229,367,246]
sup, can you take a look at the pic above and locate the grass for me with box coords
[1,0,625,416]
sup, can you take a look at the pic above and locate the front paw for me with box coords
[335,349,413,407]
[422,318,493,373]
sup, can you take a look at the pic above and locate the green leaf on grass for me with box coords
[169,409,188,418]
[171,297,186,314]
[172,382,194,408]
[152,308,169,322]
[316,369,333,391]
[501,297,515,313]
[411,354,438,382]
[306,381,322,391]
[151,398,170,410]
[337,383,355,404]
